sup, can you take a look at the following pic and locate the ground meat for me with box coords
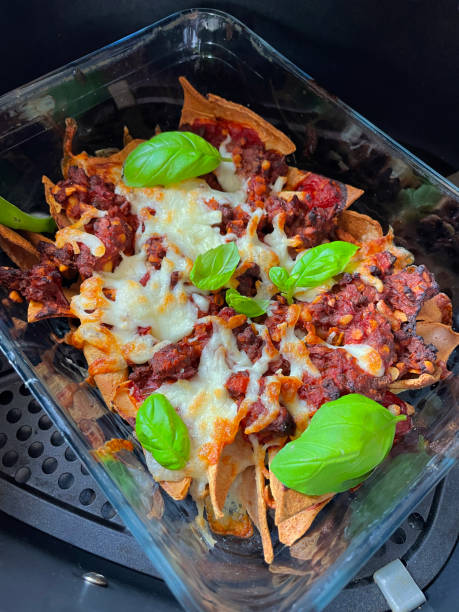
[265,356,291,376]
[380,391,413,440]
[225,371,250,402]
[264,302,290,342]
[37,241,77,275]
[236,263,261,297]
[298,344,391,412]
[129,322,212,400]
[185,118,288,201]
[0,263,69,309]
[302,275,378,336]
[394,324,438,377]
[206,292,226,316]
[76,214,136,278]
[144,235,167,270]
[55,166,135,221]
[241,400,295,442]
[383,265,438,320]
[263,186,346,249]
[232,322,264,361]
[368,251,396,278]
[205,198,249,237]
[257,405,295,441]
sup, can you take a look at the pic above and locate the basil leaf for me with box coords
[123,131,223,187]
[291,241,359,288]
[190,242,240,290]
[269,266,290,292]
[135,393,190,470]
[0,195,56,233]
[225,288,269,317]
[270,393,406,496]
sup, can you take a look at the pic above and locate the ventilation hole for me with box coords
[390,528,406,545]
[58,472,74,489]
[79,488,96,506]
[50,431,64,446]
[28,399,41,414]
[65,447,76,462]
[101,501,116,519]
[16,425,32,441]
[0,433,7,449]
[38,415,52,430]
[19,383,31,396]
[28,441,44,458]
[6,408,21,423]
[81,464,89,475]
[408,512,425,530]
[0,390,13,405]
[15,466,31,484]
[2,450,18,467]
[42,457,58,474]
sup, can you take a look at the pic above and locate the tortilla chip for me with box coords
[208,433,253,519]
[277,498,332,546]
[0,224,39,270]
[389,321,459,392]
[416,321,459,364]
[285,167,363,211]
[204,495,254,538]
[269,466,332,525]
[418,293,452,325]
[160,478,192,501]
[239,438,274,564]
[123,125,133,146]
[179,76,295,155]
[21,230,54,248]
[336,209,383,243]
[42,176,70,228]
[83,344,130,407]
[62,117,78,178]
[61,119,144,185]
[148,485,165,520]
[27,299,74,322]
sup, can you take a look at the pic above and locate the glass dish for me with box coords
[0,9,457,611]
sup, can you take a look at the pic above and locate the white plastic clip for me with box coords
[373,559,426,612]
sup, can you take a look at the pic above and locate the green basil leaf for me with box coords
[270,393,406,495]
[190,242,240,290]
[269,266,290,292]
[0,195,56,233]
[123,131,223,187]
[291,241,359,288]
[225,288,269,317]
[135,393,190,470]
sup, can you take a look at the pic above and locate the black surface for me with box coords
[1,2,459,611]
[1,1,459,175]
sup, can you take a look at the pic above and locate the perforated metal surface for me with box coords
[0,348,457,611]
[0,355,121,526]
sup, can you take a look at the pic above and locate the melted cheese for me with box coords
[264,214,297,270]
[144,320,249,487]
[55,228,105,257]
[279,325,320,379]
[72,250,199,363]
[214,138,243,192]
[325,342,385,377]
[118,180,226,260]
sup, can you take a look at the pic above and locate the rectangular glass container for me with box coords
[0,9,457,611]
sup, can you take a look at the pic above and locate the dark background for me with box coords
[1,0,459,174]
